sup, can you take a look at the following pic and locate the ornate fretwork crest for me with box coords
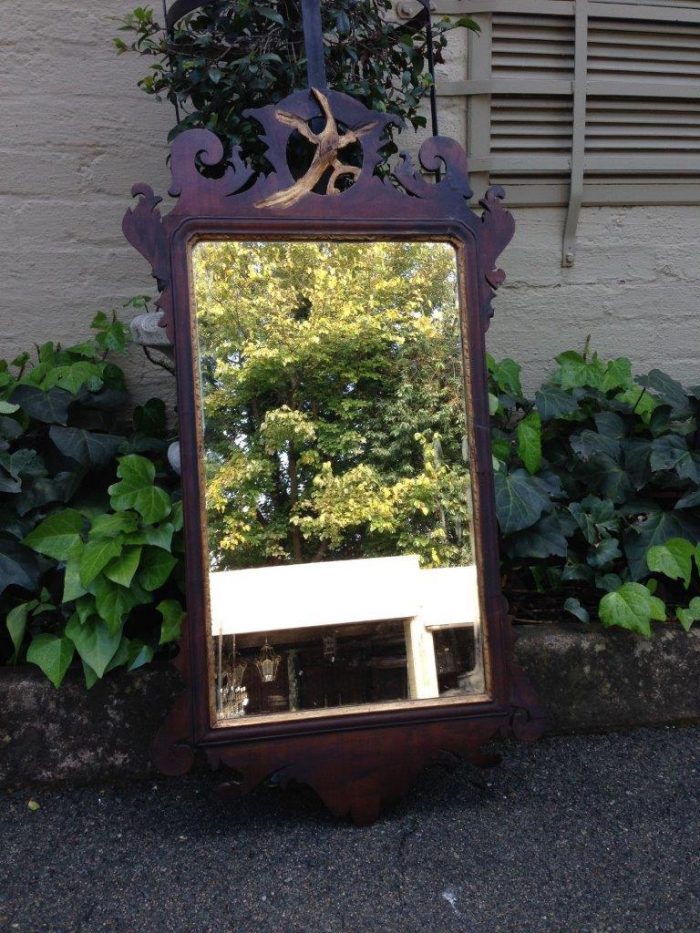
[123,86,514,340]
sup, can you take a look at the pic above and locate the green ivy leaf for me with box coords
[494,469,551,536]
[158,599,184,645]
[105,636,132,674]
[82,659,99,690]
[62,541,87,602]
[6,600,38,658]
[564,597,590,624]
[650,435,699,483]
[26,634,75,687]
[587,536,622,569]
[23,509,85,560]
[16,472,80,517]
[599,582,653,637]
[0,537,43,597]
[601,358,633,393]
[108,455,171,524]
[676,489,700,510]
[74,594,97,625]
[49,426,123,468]
[596,573,622,593]
[138,546,177,591]
[127,640,155,671]
[9,385,72,425]
[123,521,174,551]
[492,358,522,396]
[90,576,141,636]
[66,615,122,679]
[677,597,700,632]
[649,595,667,622]
[534,384,579,421]
[79,537,124,587]
[646,538,696,589]
[506,513,569,559]
[104,546,142,588]
[133,398,167,436]
[44,361,104,395]
[625,510,700,581]
[516,411,542,475]
[90,512,139,538]
[637,369,692,418]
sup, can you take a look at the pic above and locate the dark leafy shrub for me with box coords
[489,344,700,636]
[0,311,183,686]
[114,1,477,158]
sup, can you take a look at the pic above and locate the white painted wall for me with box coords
[1,2,174,406]
[2,4,698,404]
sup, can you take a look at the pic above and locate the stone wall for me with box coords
[2,4,699,402]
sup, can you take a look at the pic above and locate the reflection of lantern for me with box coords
[437,644,457,675]
[255,639,281,683]
[323,633,337,663]
[231,660,247,688]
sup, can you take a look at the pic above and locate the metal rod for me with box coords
[216,627,223,715]
[163,0,182,123]
[301,0,328,90]
[423,5,439,138]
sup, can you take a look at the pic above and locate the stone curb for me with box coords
[1,623,698,789]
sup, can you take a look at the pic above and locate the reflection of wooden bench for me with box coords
[209,556,482,701]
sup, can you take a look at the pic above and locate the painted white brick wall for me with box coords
[2,4,698,402]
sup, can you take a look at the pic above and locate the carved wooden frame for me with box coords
[123,87,544,825]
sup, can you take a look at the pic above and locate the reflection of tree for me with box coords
[194,241,472,570]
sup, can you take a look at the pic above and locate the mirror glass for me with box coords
[190,240,486,726]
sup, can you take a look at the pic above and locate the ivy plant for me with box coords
[20,455,183,686]
[0,312,181,685]
[489,343,700,636]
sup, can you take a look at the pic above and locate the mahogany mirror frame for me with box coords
[123,87,544,824]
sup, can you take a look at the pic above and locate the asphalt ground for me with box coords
[1,726,698,933]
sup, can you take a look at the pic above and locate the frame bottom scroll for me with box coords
[152,667,545,826]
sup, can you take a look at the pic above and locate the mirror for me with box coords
[190,240,486,726]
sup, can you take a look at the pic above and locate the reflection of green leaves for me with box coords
[108,455,171,524]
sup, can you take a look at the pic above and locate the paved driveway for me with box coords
[1,726,698,932]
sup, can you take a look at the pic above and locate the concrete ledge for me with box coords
[0,665,181,790]
[1,624,698,788]
[517,623,700,734]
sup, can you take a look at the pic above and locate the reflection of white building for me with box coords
[209,556,484,703]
